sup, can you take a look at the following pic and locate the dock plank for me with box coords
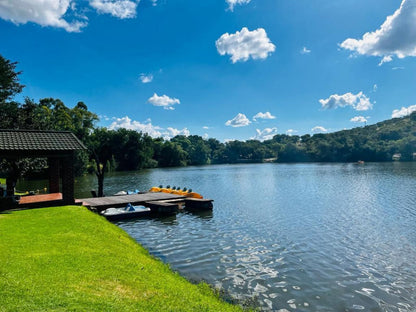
[79,192,185,210]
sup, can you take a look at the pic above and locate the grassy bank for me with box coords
[0,206,242,311]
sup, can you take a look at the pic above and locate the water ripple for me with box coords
[116,163,416,311]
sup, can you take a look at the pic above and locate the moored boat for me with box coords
[100,203,151,221]
[113,189,140,196]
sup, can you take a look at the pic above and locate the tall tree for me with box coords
[0,55,24,130]
[158,141,187,167]
[0,54,24,103]
[88,128,116,197]
[0,101,19,129]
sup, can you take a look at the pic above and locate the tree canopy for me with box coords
[0,55,24,103]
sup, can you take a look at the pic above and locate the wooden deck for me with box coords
[79,192,186,211]
[19,193,63,205]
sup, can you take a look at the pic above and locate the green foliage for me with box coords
[0,55,24,102]
[112,128,154,170]
[300,113,416,162]
[0,101,19,129]
[158,141,188,167]
[0,206,242,312]
[172,135,212,165]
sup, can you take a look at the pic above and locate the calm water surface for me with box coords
[20,163,416,311]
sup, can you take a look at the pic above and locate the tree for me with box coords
[0,101,19,129]
[0,158,47,197]
[71,101,98,143]
[88,128,116,197]
[206,138,225,163]
[0,54,24,103]
[188,139,211,165]
[0,55,24,130]
[112,129,154,171]
[18,97,40,129]
[158,141,187,167]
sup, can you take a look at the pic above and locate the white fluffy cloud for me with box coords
[286,129,298,136]
[216,27,276,63]
[109,116,189,139]
[391,104,416,118]
[253,111,276,121]
[89,0,138,19]
[0,0,86,32]
[319,92,373,111]
[300,46,311,54]
[225,113,251,127]
[109,116,162,137]
[340,0,416,64]
[0,0,139,32]
[350,116,368,123]
[139,73,153,83]
[311,126,328,133]
[252,128,278,141]
[166,127,190,137]
[148,93,180,110]
[226,0,250,11]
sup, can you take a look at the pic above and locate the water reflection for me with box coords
[185,209,213,219]
[115,214,177,226]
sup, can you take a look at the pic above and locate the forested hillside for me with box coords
[271,112,416,162]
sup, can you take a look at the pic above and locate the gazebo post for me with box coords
[48,158,61,194]
[62,153,75,205]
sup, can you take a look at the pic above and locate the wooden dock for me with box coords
[79,192,186,212]
[183,198,213,211]
[79,192,213,214]
[13,192,213,215]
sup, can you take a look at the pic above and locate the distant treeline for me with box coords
[2,96,416,175]
[1,54,416,181]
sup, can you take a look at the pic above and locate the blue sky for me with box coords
[1,0,415,142]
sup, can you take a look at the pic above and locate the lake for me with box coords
[19,162,416,311]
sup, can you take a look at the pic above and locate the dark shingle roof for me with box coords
[0,130,86,151]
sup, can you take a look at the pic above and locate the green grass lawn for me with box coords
[0,206,242,311]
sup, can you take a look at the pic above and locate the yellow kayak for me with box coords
[149,186,203,199]
[149,186,162,192]
[184,192,203,199]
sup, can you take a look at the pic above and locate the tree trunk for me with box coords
[95,158,106,197]
[6,160,18,197]
[97,173,104,197]
[6,178,16,197]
